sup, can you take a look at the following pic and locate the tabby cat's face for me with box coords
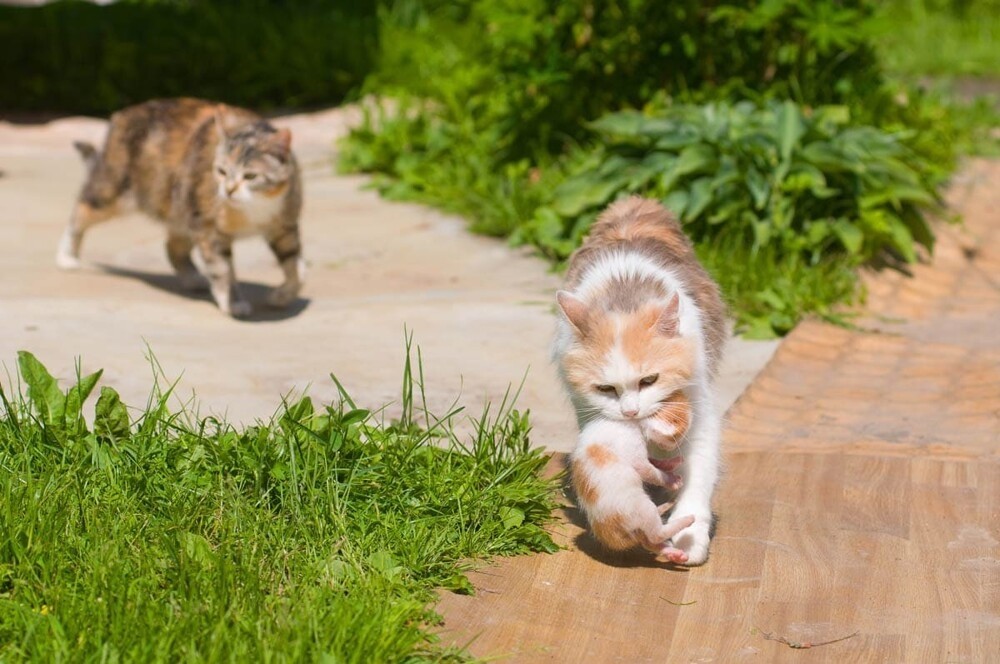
[214,123,294,206]
[559,297,695,422]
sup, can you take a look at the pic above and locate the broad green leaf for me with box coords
[180,532,215,568]
[17,351,65,426]
[886,219,917,262]
[94,386,130,441]
[683,177,714,222]
[661,144,715,191]
[745,167,769,210]
[65,369,102,425]
[775,100,805,165]
[551,158,632,217]
[499,506,525,530]
[832,219,864,255]
[662,190,689,217]
[341,408,370,426]
[801,142,854,172]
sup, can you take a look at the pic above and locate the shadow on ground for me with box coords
[95,263,310,322]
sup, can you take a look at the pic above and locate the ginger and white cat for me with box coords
[555,196,728,565]
[57,98,303,318]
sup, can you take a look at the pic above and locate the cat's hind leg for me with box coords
[57,129,132,269]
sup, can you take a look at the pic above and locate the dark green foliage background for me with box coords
[0,0,378,115]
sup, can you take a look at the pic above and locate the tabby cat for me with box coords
[57,98,303,317]
[554,196,728,565]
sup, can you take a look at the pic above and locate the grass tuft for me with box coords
[0,344,559,662]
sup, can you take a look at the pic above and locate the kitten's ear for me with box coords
[557,291,590,336]
[654,292,681,337]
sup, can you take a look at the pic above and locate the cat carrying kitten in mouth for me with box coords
[554,196,728,565]
[57,98,303,318]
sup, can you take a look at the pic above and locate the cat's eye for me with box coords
[216,166,227,176]
[244,172,258,181]
[639,374,659,388]
[595,384,618,396]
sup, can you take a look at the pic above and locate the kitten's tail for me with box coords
[72,141,99,171]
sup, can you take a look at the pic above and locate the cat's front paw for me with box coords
[266,283,299,308]
[229,300,253,318]
[667,518,711,566]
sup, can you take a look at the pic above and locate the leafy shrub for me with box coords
[0,0,378,114]
[0,349,558,660]
[371,0,883,158]
[518,100,941,265]
[342,0,962,337]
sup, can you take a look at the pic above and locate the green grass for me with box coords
[0,346,559,662]
[698,238,862,339]
[869,1,1000,77]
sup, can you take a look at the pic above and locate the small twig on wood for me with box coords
[757,627,859,649]
[660,596,697,606]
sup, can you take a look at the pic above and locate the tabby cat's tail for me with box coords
[72,141,99,171]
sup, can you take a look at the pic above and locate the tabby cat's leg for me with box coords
[196,231,250,318]
[165,232,204,291]
[265,226,303,308]
[57,128,132,270]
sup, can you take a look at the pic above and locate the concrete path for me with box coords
[0,108,776,452]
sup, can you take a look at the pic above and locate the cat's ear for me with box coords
[557,291,590,336]
[274,128,292,152]
[654,292,681,337]
[213,106,230,142]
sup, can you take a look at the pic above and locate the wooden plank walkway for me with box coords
[435,160,1000,662]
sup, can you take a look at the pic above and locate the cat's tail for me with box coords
[72,141,99,171]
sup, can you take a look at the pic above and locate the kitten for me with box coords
[56,98,304,318]
[554,196,728,565]
[571,402,693,562]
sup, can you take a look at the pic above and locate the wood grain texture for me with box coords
[435,160,1000,662]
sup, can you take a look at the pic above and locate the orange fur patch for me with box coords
[218,206,251,235]
[590,512,634,551]
[585,445,617,468]
[620,310,696,379]
[261,182,289,199]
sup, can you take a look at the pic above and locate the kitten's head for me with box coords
[213,108,294,206]
[558,290,695,422]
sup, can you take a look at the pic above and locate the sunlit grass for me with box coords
[0,344,559,662]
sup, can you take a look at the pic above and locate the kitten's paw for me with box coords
[643,418,681,451]
[266,283,299,308]
[667,519,711,566]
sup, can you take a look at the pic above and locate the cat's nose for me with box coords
[226,184,238,197]
[622,407,639,418]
